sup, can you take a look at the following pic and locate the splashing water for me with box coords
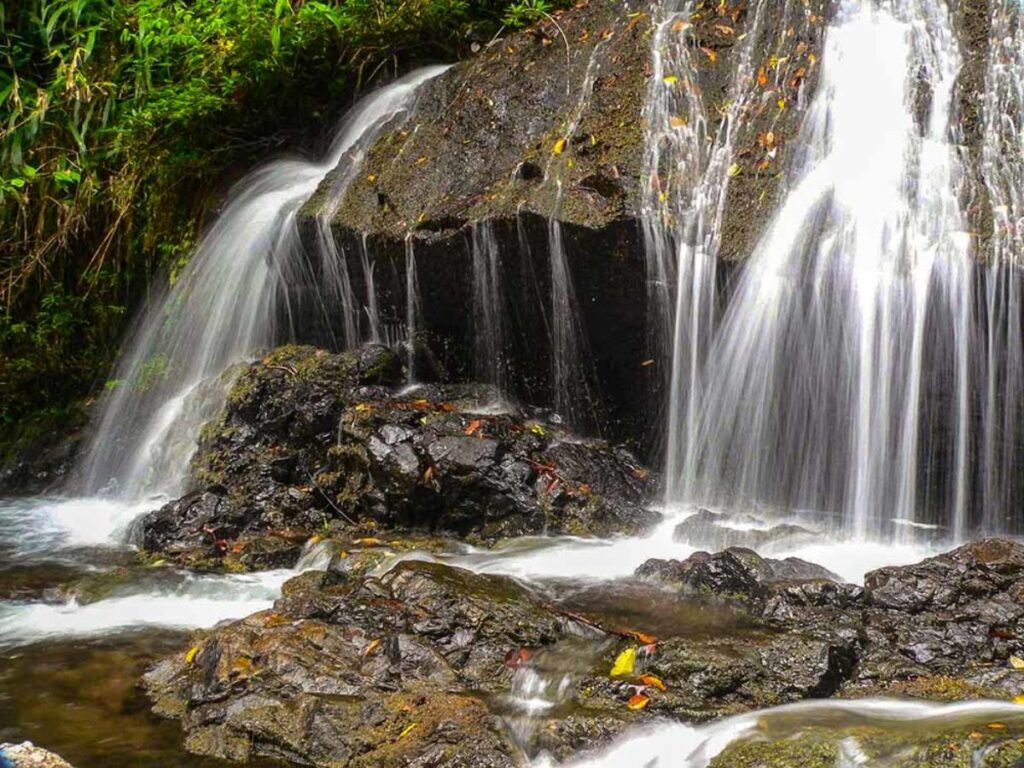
[75,67,448,502]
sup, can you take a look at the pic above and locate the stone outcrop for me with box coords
[140,344,659,568]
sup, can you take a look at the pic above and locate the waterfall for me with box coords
[663,0,974,539]
[979,0,1024,532]
[544,45,606,430]
[469,221,507,389]
[641,0,772,494]
[74,67,447,501]
[404,234,422,383]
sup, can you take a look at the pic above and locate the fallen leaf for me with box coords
[398,723,419,739]
[1014,694,1024,704]
[627,693,650,710]
[553,138,567,155]
[701,47,717,63]
[728,163,742,177]
[757,67,768,86]
[1010,654,1024,669]
[777,98,786,110]
[465,418,484,436]
[363,638,382,657]
[610,646,638,677]
[185,646,199,665]
[989,722,1008,730]
[669,116,687,129]
[671,19,690,33]
[353,537,384,547]
[663,75,679,85]
[627,630,658,644]
[641,358,655,366]
[639,674,667,691]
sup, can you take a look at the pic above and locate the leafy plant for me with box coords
[0,0,567,430]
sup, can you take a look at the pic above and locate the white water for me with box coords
[75,67,448,502]
[470,220,508,388]
[538,699,1024,767]
[394,504,938,586]
[665,0,973,540]
[0,495,336,647]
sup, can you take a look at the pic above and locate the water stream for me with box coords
[2,0,1024,764]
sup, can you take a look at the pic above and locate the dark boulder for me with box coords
[140,345,659,567]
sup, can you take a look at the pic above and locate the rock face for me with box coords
[140,345,659,567]
[288,0,833,449]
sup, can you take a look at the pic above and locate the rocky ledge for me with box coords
[140,344,658,570]
[145,538,1024,766]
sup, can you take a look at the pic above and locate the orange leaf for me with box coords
[353,537,384,547]
[363,638,382,657]
[627,693,650,710]
[465,419,484,436]
[757,67,768,86]
[701,47,717,63]
[639,674,667,691]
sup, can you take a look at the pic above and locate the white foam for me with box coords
[0,569,291,646]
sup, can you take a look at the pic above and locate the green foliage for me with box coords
[0,0,566,427]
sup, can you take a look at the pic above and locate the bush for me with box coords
[0,0,563,428]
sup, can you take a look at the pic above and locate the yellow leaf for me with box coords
[398,723,419,739]
[367,174,377,183]
[610,646,637,677]
[669,115,687,129]
[627,693,650,710]
[988,722,1008,730]
[701,47,717,63]
[528,423,547,437]
[728,163,742,177]
[185,646,199,665]
[553,138,567,155]
[777,98,787,110]
[663,75,679,85]
[659,191,668,203]
[1014,694,1024,704]
[415,156,428,165]
[363,638,382,657]
[1011,654,1024,669]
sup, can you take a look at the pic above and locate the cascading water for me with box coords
[0,68,447,650]
[75,67,447,502]
[470,220,508,389]
[979,0,1024,532]
[545,46,606,430]
[666,0,974,540]
[641,0,771,494]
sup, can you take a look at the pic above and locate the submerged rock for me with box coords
[0,742,74,768]
[673,509,820,552]
[141,345,659,567]
[636,547,842,599]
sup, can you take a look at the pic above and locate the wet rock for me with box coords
[141,344,659,567]
[144,560,596,766]
[636,547,841,599]
[673,509,820,552]
[856,539,1024,687]
[0,742,74,768]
